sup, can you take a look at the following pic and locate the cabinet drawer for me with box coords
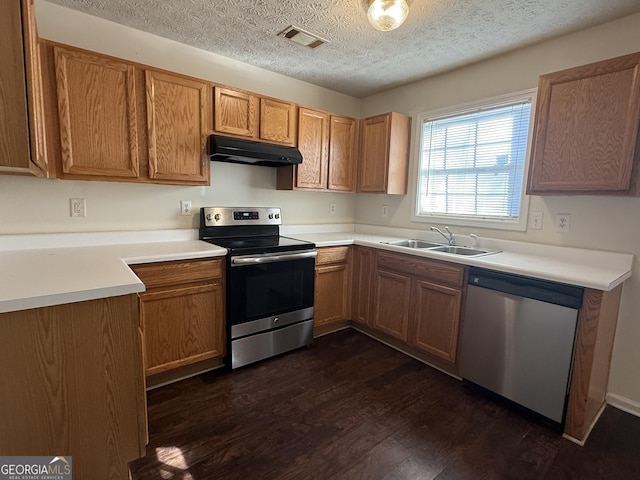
[316,246,350,266]
[131,258,223,289]
[376,251,464,287]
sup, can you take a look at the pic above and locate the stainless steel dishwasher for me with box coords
[461,267,583,429]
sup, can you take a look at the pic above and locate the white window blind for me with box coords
[416,96,532,227]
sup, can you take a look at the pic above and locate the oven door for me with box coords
[228,250,316,338]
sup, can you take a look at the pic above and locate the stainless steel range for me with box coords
[199,207,317,369]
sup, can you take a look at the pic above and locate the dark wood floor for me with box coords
[130,329,640,479]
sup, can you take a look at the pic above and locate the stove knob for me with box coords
[268,213,274,219]
[275,213,280,219]
[214,213,221,221]
[205,213,214,221]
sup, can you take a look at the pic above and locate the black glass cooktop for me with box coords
[201,235,314,255]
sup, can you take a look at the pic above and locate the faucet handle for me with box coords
[444,226,455,245]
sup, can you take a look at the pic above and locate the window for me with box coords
[413,90,536,231]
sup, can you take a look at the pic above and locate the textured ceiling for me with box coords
[45,0,640,97]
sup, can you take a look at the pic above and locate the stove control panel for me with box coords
[202,207,282,227]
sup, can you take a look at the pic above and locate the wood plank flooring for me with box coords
[130,329,640,479]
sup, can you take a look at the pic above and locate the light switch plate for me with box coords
[529,212,543,230]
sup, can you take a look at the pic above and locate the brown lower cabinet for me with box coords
[367,250,466,370]
[410,279,462,364]
[0,295,146,480]
[352,246,375,325]
[372,268,412,341]
[313,246,352,335]
[351,247,465,371]
[131,258,225,380]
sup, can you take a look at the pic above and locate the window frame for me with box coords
[410,89,537,232]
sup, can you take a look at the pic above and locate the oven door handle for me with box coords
[230,249,317,266]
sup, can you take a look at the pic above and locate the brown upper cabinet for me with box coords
[45,44,210,185]
[358,112,411,194]
[145,70,210,184]
[328,115,359,191]
[0,0,47,176]
[213,85,297,146]
[277,107,358,192]
[527,52,640,194]
[213,86,258,138]
[54,47,140,179]
[260,97,297,145]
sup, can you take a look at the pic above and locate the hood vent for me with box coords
[208,135,303,167]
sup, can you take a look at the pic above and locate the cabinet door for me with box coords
[528,53,640,193]
[213,86,258,138]
[295,107,329,189]
[328,115,357,192]
[358,114,390,192]
[54,47,139,178]
[352,247,374,326]
[260,97,297,145]
[372,269,411,341]
[146,70,209,184]
[140,283,224,376]
[314,263,351,328]
[409,279,462,364]
[0,0,47,176]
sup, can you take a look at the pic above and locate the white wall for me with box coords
[0,1,359,235]
[358,12,640,411]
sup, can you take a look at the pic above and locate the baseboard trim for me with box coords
[146,358,225,390]
[606,393,640,418]
[562,402,606,446]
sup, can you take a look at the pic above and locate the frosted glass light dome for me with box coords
[367,0,409,32]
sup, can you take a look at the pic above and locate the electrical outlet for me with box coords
[70,198,86,217]
[180,200,193,216]
[555,213,571,232]
[329,203,336,215]
[529,212,543,230]
[382,205,389,217]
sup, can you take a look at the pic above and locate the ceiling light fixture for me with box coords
[367,0,409,32]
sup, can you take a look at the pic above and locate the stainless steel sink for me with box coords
[383,239,499,257]
[429,245,495,256]
[384,239,444,248]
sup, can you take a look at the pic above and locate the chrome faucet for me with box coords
[431,226,455,245]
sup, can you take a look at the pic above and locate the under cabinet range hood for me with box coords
[208,135,303,167]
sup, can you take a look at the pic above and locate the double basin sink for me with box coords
[382,239,498,257]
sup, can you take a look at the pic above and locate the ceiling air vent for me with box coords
[277,25,328,49]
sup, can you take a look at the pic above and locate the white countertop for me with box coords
[0,225,633,315]
[288,229,634,292]
[0,237,226,314]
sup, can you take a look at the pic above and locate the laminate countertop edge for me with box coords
[0,240,226,314]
